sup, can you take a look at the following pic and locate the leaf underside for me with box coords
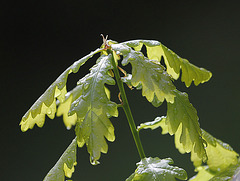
[126,157,187,181]
[43,138,77,181]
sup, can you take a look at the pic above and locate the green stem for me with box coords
[108,50,146,159]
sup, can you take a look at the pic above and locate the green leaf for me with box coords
[137,116,167,131]
[190,161,240,181]
[121,74,142,90]
[137,91,207,161]
[126,157,187,181]
[159,45,212,87]
[56,85,82,130]
[209,161,240,181]
[111,44,176,104]
[122,40,212,87]
[141,116,239,177]
[43,137,77,181]
[189,166,215,181]
[20,48,102,132]
[191,129,239,172]
[69,54,118,165]
[166,90,207,161]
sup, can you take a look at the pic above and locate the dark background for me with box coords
[1,0,240,180]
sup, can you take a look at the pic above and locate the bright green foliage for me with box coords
[123,40,212,87]
[166,90,207,161]
[209,160,240,181]
[137,116,167,131]
[189,166,215,181]
[190,160,240,181]
[68,54,118,165]
[139,118,240,180]
[43,138,77,181]
[126,157,187,181]
[21,38,232,181]
[191,129,239,171]
[111,43,176,105]
[142,90,208,161]
[20,48,102,131]
[190,130,239,180]
[56,85,81,129]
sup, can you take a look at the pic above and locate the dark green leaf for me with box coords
[69,54,118,165]
[111,44,176,105]
[126,157,187,181]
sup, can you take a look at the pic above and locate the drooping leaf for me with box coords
[166,90,207,161]
[139,91,207,161]
[191,129,239,172]
[126,157,187,181]
[57,76,112,130]
[43,137,77,181]
[122,40,212,87]
[68,54,118,165]
[111,44,176,105]
[20,48,102,132]
[139,116,239,177]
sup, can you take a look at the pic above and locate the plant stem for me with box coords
[108,50,146,159]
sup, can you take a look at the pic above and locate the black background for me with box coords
[1,0,240,180]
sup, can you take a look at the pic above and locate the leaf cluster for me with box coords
[20,38,239,180]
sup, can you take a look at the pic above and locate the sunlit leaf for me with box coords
[126,157,187,181]
[137,116,166,131]
[210,160,240,181]
[189,166,214,181]
[140,117,239,179]
[122,40,212,87]
[43,138,77,181]
[190,160,240,181]
[20,48,102,132]
[68,54,118,165]
[191,129,239,172]
[137,90,207,161]
[111,44,176,105]
[166,90,207,161]
[56,85,82,130]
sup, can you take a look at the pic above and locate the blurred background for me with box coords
[1,0,240,180]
